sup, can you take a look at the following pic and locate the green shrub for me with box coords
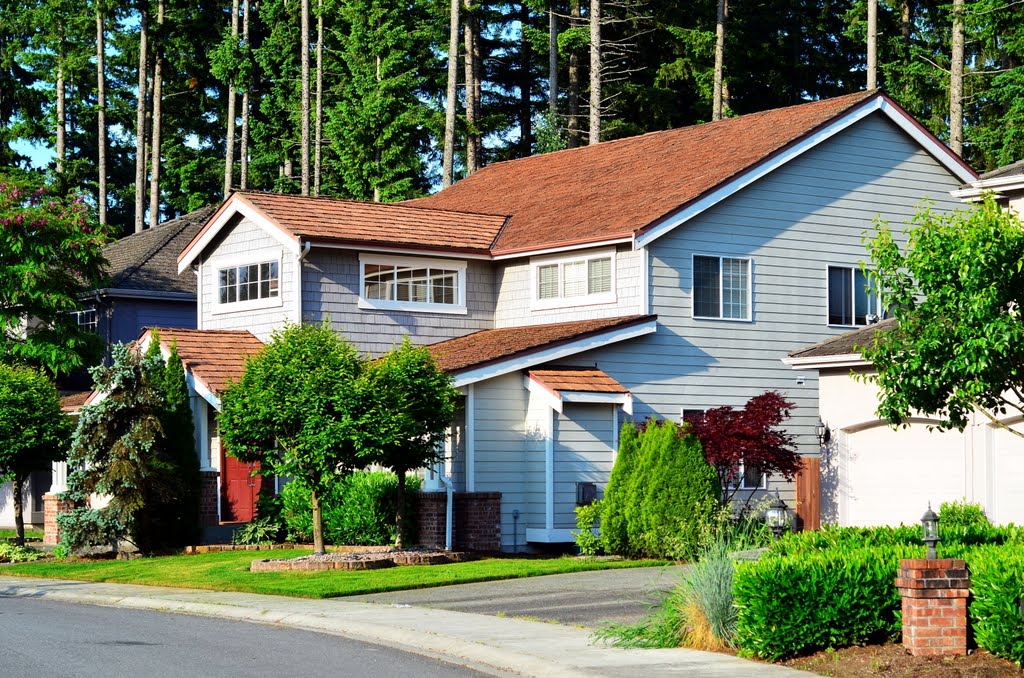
[0,543,43,563]
[940,499,991,529]
[965,545,1024,665]
[280,471,421,546]
[733,545,916,660]
[574,500,603,555]
[232,516,284,545]
[599,423,639,555]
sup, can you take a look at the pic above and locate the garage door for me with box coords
[843,424,966,527]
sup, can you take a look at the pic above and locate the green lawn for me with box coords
[1,550,666,599]
[0,529,43,540]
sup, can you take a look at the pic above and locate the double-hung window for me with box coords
[218,261,279,305]
[70,308,98,333]
[531,250,615,309]
[692,255,751,320]
[827,266,880,326]
[359,254,467,314]
[738,462,767,490]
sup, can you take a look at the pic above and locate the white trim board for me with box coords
[178,196,300,273]
[450,319,658,388]
[782,353,871,369]
[634,97,977,250]
[526,528,578,543]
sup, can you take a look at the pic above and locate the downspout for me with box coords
[296,240,311,324]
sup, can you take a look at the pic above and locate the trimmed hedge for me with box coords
[734,545,915,660]
[281,471,421,546]
[965,545,1024,666]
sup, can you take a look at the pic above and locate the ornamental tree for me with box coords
[59,343,183,553]
[0,364,72,546]
[218,323,364,554]
[690,391,801,507]
[0,173,111,376]
[863,198,1024,436]
[353,338,458,547]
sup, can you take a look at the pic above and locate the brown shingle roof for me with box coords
[788,318,896,359]
[528,367,627,394]
[408,91,887,254]
[152,328,264,395]
[428,315,655,374]
[104,206,217,294]
[232,192,508,254]
[59,390,92,412]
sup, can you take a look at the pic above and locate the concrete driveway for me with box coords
[345,564,687,628]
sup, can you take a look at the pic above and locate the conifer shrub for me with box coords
[597,422,639,555]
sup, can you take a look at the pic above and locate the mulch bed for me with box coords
[783,644,1021,676]
[251,547,476,572]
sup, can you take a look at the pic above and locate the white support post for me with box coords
[466,384,476,492]
[545,405,554,531]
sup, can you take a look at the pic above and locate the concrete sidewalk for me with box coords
[0,575,809,677]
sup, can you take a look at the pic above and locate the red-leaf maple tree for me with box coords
[690,391,802,507]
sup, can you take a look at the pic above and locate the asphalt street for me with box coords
[0,596,484,678]
[346,564,687,627]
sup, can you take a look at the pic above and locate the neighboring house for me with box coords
[2,208,212,533]
[48,90,975,549]
[785,162,1024,529]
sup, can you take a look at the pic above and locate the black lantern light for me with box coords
[766,493,790,540]
[921,503,940,560]
[815,418,831,447]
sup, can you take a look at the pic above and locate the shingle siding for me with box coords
[300,249,494,356]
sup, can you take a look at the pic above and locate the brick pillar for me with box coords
[43,493,73,545]
[416,492,448,549]
[199,471,220,527]
[895,558,970,657]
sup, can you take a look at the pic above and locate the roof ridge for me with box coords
[242,190,510,220]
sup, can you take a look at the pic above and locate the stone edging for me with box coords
[251,551,472,572]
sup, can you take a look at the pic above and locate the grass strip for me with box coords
[0,529,44,540]
[2,550,666,599]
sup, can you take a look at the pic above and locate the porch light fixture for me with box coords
[765,494,790,541]
[921,503,940,560]
[815,419,831,447]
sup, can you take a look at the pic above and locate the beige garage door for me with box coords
[843,424,966,527]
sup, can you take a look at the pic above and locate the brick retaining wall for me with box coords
[416,491,502,552]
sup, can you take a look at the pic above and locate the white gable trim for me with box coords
[178,196,301,273]
[451,319,657,388]
[634,97,977,249]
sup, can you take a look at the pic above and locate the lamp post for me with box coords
[921,503,940,560]
[766,494,790,540]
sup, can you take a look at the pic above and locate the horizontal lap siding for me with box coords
[567,113,965,506]
[553,404,615,529]
[494,244,645,328]
[301,250,494,356]
[110,299,196,345]
[472,373,529,549]
[200,216,296,340]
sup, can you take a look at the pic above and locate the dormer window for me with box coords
[358,254,467,314]
[219,261,279,304]
[530,249,616,310]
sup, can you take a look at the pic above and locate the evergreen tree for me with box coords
[597,420,638,555]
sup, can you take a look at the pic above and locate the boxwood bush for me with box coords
[281,470,421,546]
[965,545,1024,665]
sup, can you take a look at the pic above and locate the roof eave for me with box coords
[782,353,871,370]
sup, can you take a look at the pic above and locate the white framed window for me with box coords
[827,265,881,327]
[358,253,467,314]
[70,308,98,332]
[530,249,616,310]
[738,462,767,490]
[212,254,284,315]
[692,254,751,321]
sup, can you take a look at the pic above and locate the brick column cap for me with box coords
[900,558,965,569]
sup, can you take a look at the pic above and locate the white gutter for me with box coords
[782,353,871,369]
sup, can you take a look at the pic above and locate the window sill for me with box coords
[692,315,752,323]
[358,299,468,315]
[530,292,617,311]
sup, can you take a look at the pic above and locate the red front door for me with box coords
[221,453,262,522]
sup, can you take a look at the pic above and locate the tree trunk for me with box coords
[949,0,964,155]
[567,0,581,148]
[224,0,240,198]
[712,0,727,120]
[56,61,65,177]
[463,0,480,175]
[867,0,878,89]
[548,1,557,113]
[313,0,323,196]
[588,0,600,144]
[96,8,107,226]
[394,469,406,548]
[148,0,165,228]
[12,471,25,547]
[311,488,325,554]
[901,0,912,47]
[300,0,311,195]
[442,0,460,188]
[519,3,532,156]
[135,1,148,233]
[240,0,251,190]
